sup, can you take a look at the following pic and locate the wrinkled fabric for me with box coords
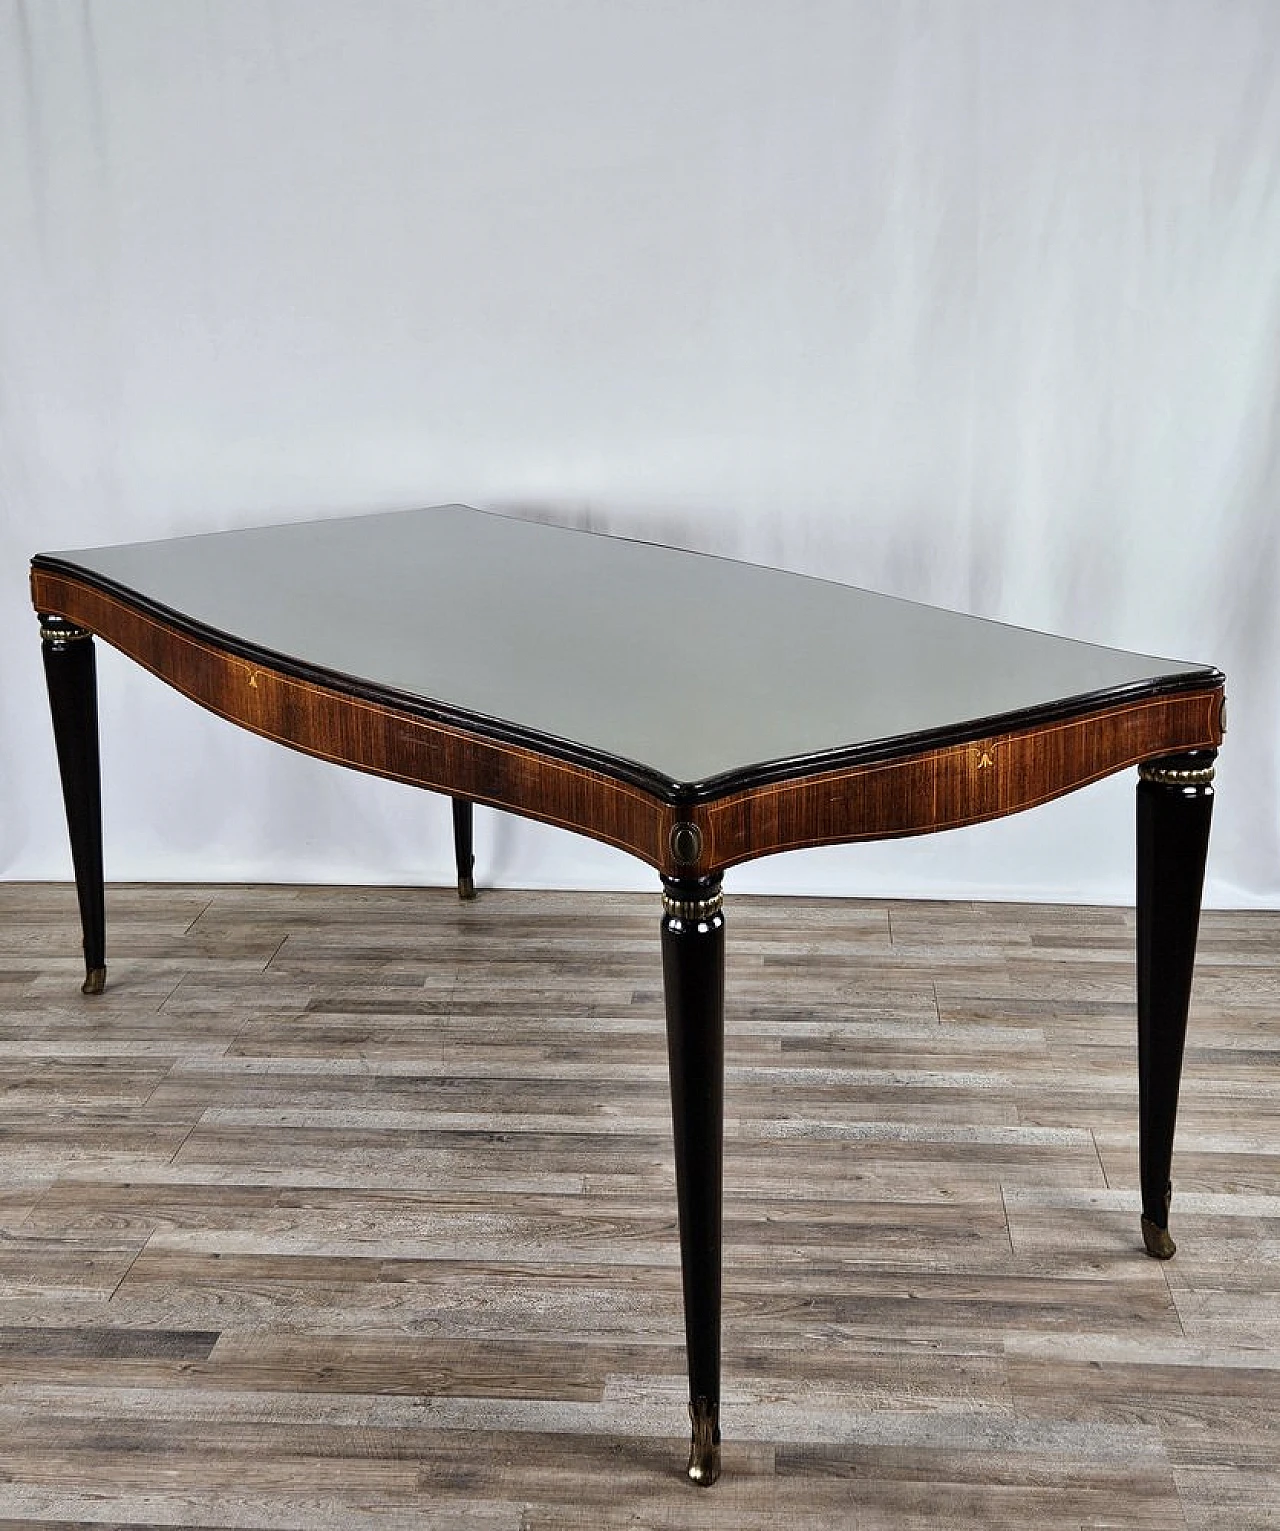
[2,1,1276,903]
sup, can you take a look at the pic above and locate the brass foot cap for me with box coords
[1142,1217,1176,1260]
[81,967,106,996]
[685,1398,720,1487]
[457,874,476,901]
[686,1442,721,1488]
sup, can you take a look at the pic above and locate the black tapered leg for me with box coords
[660,873,725,1486]
[451,797,476,900]
[1136,751,1215,1259]
[39,615,106,995]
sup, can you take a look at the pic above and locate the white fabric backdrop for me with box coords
[2,1,1277,905]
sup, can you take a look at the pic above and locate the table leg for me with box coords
[1136,751,1215,1259]
[451,797,476,900]
[660,872,725,1486]
[39,615,106,996]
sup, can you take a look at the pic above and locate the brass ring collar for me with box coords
[662,890,724,922]
[1138,762,1215,787]
[39,622,91,646]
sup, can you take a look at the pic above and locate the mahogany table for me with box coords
[32,504,1224,1486]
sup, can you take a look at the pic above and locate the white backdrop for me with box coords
[2,1,1277,906]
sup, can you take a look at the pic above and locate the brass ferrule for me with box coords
[686,1397,721,1486]
[1141,1216,1176,1260]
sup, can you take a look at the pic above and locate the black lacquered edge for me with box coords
[32,555,1225,809]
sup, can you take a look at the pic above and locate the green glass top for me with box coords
[37,505,1217,792]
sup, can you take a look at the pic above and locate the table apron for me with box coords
[32,570,1224,881]
[31,570,678,871]
[701,689,1224,870]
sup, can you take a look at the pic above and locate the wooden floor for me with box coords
[0,883,1277,1530]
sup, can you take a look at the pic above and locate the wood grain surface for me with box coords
[1,882,1275,1528]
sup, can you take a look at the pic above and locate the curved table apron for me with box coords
[31,504,1225,1488]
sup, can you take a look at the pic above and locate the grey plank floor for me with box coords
[0,882,1276,1530]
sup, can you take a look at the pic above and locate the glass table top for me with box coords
[36,505,1218,792]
